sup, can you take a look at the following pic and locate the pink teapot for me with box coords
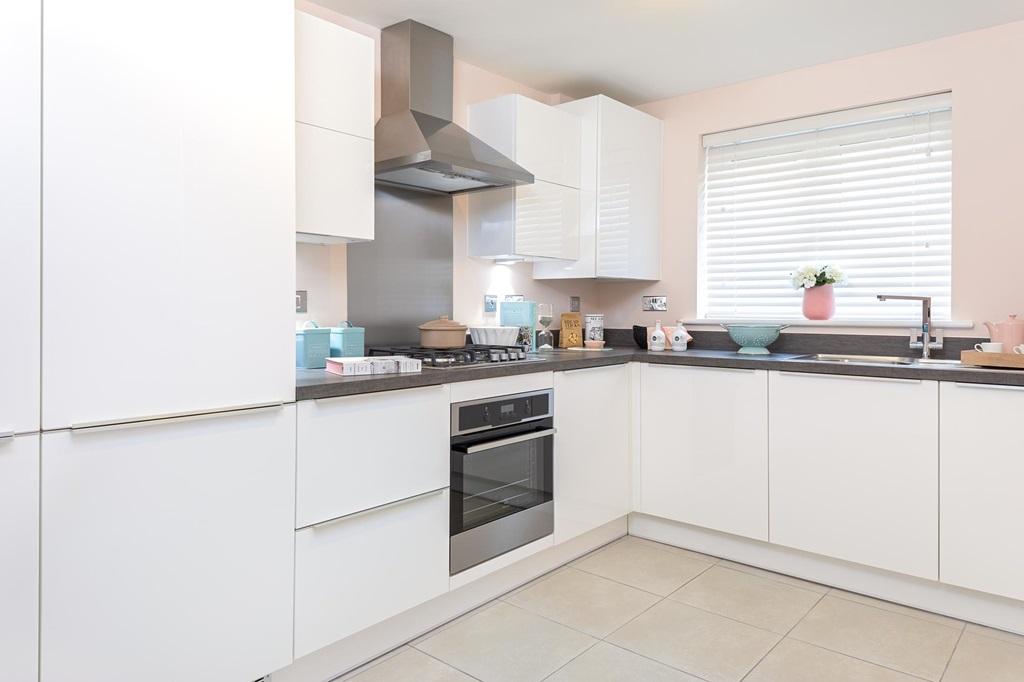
[984,315,1024,347]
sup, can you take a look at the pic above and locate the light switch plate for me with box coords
[569,296,581,313]
[484,295,497,313]
[642,295,668,312]
[295,290,307,313]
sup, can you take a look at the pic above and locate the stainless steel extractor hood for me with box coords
[374,20,533,196]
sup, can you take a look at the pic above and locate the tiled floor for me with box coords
[341,536,1024,682]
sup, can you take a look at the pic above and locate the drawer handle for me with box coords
[953,382,1024,392]
[0,430,14,441]
[301,487,448,531]
[70,401,285,432]
[776,371,921,385]
[461,428,557,454]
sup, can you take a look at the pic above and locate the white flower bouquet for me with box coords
[791,264,846,290]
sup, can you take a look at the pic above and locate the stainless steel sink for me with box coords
[791,354,915,366]
[791,354,962,367]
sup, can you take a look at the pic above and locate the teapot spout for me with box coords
[984,321,998,338]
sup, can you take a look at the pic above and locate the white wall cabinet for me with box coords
[639,364,769,541]
[0,434,39,682]
[534,95,661,280]
[468,94,581,261]
[296,385,450,528]
[42,0,296,430]
[940,382,1024,601]
[0,0,40,435]
[41,406,296,682]
[294,488,450,658]
[296,10,375,244]
[553,364,631,543]
[768,372,938,580]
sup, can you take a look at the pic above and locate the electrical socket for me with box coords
[642,295,668,312]
[569,296,581,312]
[295,290,308,313]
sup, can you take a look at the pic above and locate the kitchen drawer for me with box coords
[449,372,554,403]
[294,487,450,657]
[296,385,450,528]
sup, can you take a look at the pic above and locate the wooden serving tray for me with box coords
[961,350,1024,369]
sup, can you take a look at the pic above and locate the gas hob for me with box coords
[367,345,543,368]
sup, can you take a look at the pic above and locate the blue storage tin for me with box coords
[329,321,365,358]
[296,324,332,368]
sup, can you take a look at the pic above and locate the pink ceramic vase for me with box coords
[802,284,835,320]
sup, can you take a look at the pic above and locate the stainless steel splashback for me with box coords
[347,187,453,347]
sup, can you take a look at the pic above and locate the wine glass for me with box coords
[536,303,554,350]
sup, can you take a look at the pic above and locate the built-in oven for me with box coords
[449,389,554,575]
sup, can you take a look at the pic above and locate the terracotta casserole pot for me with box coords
[418,315,468,349]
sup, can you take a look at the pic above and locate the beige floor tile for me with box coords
[667,565,822,634]
[573,536,715,596]
[408,601,497,647]
[505,567,660,637]
[944,631,1024,682]
[415,601,596,682]
[546,642,704,682]
[744,638,922,682]
[964,622,1024,647]
[501,565,571,600]
[617,535,719,561]
[716,559,830,594]
[346,647,475,681]
[830,589,963,628]
[789,595,961,681]
[607,599,780,682]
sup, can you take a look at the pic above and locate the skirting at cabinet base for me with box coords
[271,517,627,682]
[629,513,1024,636]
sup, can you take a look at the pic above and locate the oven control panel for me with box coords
[451,389,552,435]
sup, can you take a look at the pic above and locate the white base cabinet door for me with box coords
[294,488,450,658]
[296,385,450,528]
[42,0,295,430]
[940,382,1024,600]
[0,0,40,435]
[639,364,768,541]
[554,365,631,544]
[41,406,296,682]
[769,372,938,580]
[0,434,39,682]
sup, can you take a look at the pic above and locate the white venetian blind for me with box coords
[699,93,952,321]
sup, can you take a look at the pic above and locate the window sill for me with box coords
[685,318,975,330]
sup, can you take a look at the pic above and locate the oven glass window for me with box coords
[452,432,552,534]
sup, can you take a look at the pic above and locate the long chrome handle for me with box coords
[70,401,285,432]
[463,428,556,454]
[954,382,1024,392]
[777,371,921,385]
[0,430,14,441]
[301,487,448,531]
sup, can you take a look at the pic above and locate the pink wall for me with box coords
[606,20,1024,336]
[299,3,1024,337]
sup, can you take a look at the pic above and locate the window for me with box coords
[699,93,952,322]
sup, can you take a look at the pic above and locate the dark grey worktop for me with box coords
[296,346,1024,401]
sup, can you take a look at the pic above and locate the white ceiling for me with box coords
[316,0,1024,104]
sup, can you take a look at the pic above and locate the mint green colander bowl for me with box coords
[722,324,788,355]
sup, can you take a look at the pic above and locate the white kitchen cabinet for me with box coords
[296,10,375,244]
[554,364,631,543]
[296,10,374,139]
[296,385,450,528]
[940,382,1024,601]
[0,434,39,682]
[468,94,581,261]
[0,0,40,435]
[41,406,296,682]
[534,95,661,280]
[42,0,295,430]
[768,372,938,580]
[296,121,374,243]
[639,364,769,541]
[294,488,450,658]
[468,179,581,261]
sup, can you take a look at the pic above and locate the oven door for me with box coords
[450,419,554,574]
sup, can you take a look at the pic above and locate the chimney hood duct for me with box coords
[374,20,533,196]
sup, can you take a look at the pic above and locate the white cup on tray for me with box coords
[974,342,1004,353]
